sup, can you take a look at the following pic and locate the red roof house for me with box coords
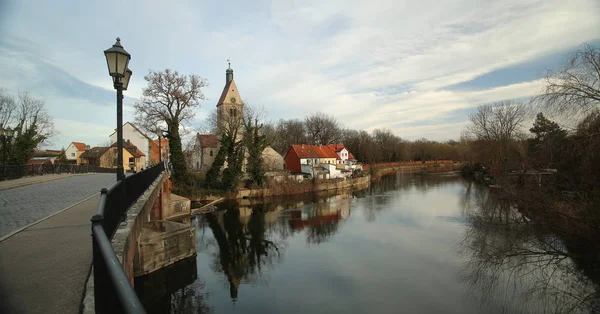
[284,144,341,173]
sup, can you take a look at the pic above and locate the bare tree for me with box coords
[373,129,404,162]
[0,88,16,130]
[271,119,307,155]
[134,69,208,180]
[465,100,527,174]
[0,90,56,165]
[304,112,342,145]
[535,44,600,117]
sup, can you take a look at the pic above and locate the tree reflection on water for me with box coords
[199,190,357,301]
[203,207,283,300]
[135,255,212,314]
[458,183,600,313]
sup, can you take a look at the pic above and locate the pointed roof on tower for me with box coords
[217,61,242,106]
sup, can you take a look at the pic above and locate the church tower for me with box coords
[216,62,244,133]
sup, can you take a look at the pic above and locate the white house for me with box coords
[326,144,356,166]
[109,122,153,167]
[65,142,87,164]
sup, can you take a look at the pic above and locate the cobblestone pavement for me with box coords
[0,174,116,238]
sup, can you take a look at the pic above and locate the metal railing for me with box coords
[90,162,165,314]
[0,163,115,181]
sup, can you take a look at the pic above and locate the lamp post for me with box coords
[104,37,132,181]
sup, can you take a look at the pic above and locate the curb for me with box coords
[0,192,99,242]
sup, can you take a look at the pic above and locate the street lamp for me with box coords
[104,37,131,181]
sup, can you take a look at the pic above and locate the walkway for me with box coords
[0,174,115,238]
[0,196,99,313]
[0,174,117,313]
[0,173,97,191]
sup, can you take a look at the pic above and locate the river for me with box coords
[135,172,599,314]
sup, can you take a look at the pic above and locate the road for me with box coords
[0,174,116,238]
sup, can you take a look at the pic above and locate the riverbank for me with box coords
[235,175,371,198]
[368,161,463,180]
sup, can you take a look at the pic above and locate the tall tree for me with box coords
[536,43,600,117]
[304,112,342,145]
[134,69,208,181]
[240,106,270,186]
[0,90,55,166]
[528,113,566,168]
[465,100,527,174]
[271,119,307,155]
[373,129,403,162]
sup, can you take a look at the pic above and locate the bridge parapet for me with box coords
[84,162,168,314]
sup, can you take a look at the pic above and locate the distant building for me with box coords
[284,144,356,178]
[150,138,169,164]
[79,147,109,167]
[109,122,155,166]
[65,142,87,165]
[108,140,146,171]
[192,134,219,172]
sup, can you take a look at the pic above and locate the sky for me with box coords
[0,0,598,149]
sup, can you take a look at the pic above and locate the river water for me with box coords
[135,173,599,314]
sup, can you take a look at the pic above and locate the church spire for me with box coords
[226,59,233,84]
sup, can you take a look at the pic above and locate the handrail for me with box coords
[90,162,165,314]
[91,222,145,313]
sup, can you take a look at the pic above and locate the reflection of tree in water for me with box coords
[169,281,213,314]
[458,188,600,313]
[135,255,212,314]
[204,207,283,301]
[306,218,340,244]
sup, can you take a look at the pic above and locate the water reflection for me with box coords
[198,190,358,301]
[203,206,283,300]
[135,256,212,314]
[459,184,600,313]
[138,173,600,314]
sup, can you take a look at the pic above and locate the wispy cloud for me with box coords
[0,0,598,147]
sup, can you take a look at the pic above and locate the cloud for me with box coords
[0,0,598,148]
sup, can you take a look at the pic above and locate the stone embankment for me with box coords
[367,161,462,180]
[235,175,371,198]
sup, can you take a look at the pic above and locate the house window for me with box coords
[71,153,75,157]
[210,150,213,157]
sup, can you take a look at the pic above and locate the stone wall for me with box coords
[236,175,371,198]
[83,172,168,314]
[134,220,195,276]
[111,172,168,284]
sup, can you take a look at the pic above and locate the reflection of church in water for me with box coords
[203,193,354,300]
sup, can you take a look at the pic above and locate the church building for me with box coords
[191,64,284,172]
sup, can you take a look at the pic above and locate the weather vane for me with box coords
[227,58,231,68]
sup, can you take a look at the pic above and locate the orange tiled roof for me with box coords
[290,144,339,159]
[325,144,355,160]
[72,142,86,151]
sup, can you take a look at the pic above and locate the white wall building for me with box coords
[109,122,152,167]
[65,142,87,164]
